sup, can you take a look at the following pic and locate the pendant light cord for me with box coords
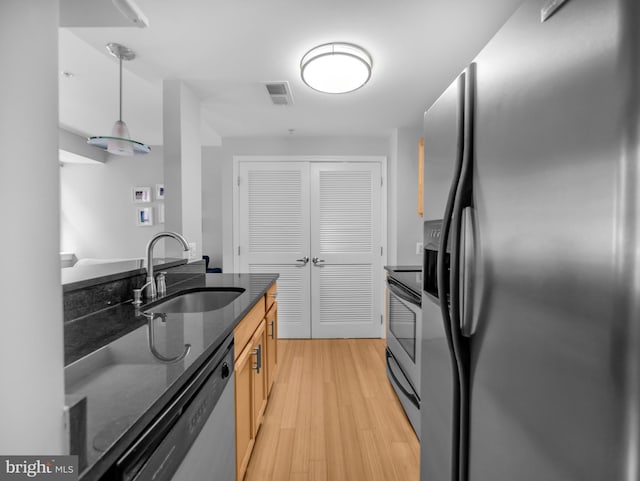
[88,42,151,155]
[119,55,123,122]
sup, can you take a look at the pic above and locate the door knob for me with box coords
[312,257,325,265]
[295,256,309,266]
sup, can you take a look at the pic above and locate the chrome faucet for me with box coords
[144,231,190,300]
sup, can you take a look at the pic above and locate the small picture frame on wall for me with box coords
[133,186,152,203]
[135,207,153,226]
[156,184,165,200]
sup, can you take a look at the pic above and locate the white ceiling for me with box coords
[59,0,524,146]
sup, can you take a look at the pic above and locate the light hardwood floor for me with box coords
[244,339,420,481]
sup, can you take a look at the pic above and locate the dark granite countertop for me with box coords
[64,272,278,481]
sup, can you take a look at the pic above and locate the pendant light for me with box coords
[87,43,150,155]
[300,42,372,94]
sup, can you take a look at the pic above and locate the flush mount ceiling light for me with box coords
[87,42,150,156]
[300,42,372,94]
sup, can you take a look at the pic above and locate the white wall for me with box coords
[388,129,399,266]
[0,0,65,454]
[202,147,223,269]
[60,146,165,260]
[59,127,106,163]
[201,135,411,271]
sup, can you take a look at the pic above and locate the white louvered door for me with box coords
[238,162,312,338]
[310,162,382,338]
[237,160,383,339]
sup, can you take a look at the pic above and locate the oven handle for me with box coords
[385,349,420,409]
[387,278,421,307]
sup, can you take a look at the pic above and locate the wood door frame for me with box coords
[232,155,388,337]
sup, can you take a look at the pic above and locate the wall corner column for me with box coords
[162,79,203,260]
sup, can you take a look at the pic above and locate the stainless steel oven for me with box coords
[385,268,422,439]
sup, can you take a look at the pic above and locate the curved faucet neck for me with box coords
[144,231,190,300]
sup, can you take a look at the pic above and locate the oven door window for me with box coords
[388,293,417,362]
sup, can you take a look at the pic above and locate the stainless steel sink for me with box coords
[144,287,245,313]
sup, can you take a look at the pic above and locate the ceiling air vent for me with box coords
[264,81,294,106]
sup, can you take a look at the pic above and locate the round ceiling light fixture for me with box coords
[300,42,372,94]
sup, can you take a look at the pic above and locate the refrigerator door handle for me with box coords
[460,206,475,337]
[436,71,467,481]
[447,63,475,481]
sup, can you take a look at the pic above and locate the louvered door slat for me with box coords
[319,265,373,325]
[319,170,373,253]
[248,171,303,253]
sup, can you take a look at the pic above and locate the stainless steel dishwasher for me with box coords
[116,333,235,481]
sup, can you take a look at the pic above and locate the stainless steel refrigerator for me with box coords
[420,0,640,480]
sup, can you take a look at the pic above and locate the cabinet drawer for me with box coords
[233,299,265,359]
[266,283,277,311]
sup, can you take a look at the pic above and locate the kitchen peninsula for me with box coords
[64,266,278,481]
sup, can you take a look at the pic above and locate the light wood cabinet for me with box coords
[234,336,254,478]
[265,301,278,394]
[251,320,267,431]
[234,282,278,481]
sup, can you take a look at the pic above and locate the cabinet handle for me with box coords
[252,344,262,373]
[269,320,275,340]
